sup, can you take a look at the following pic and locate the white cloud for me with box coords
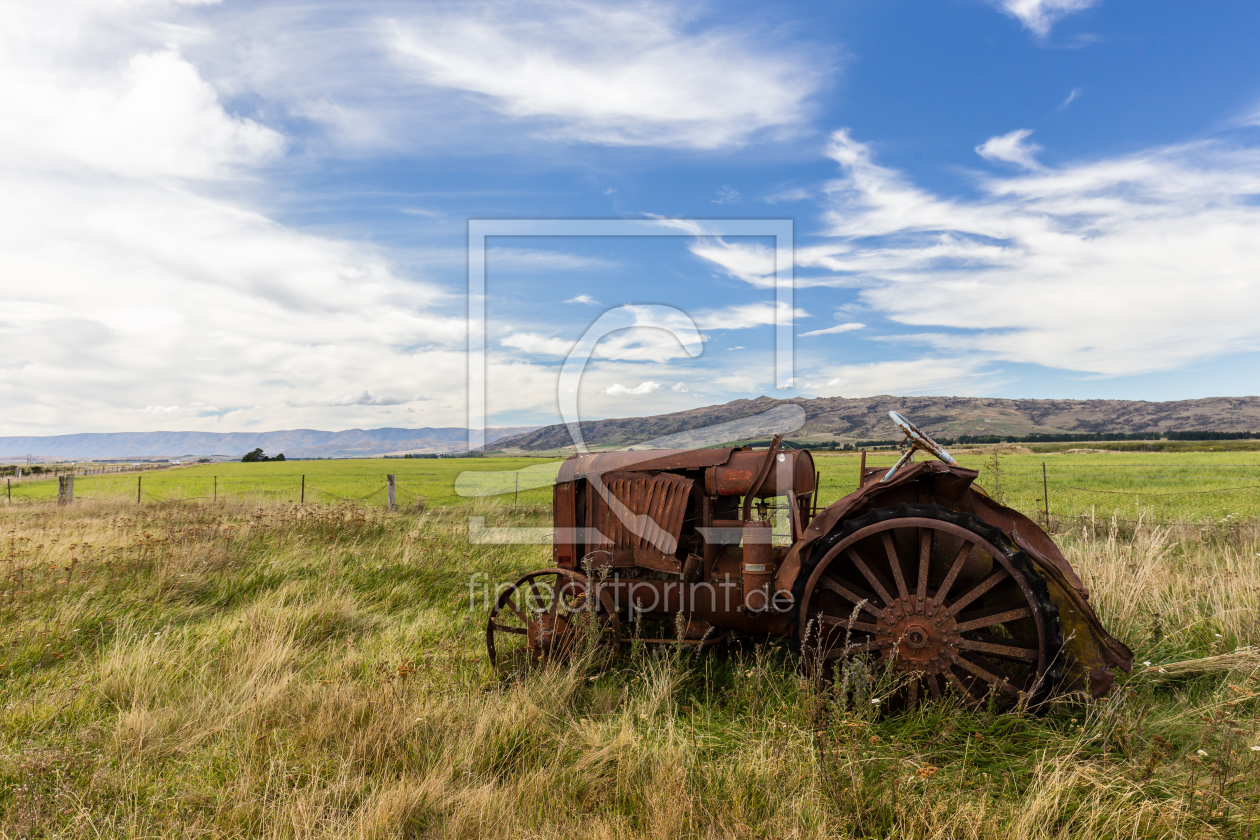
[565,294,599,305]
[995,0,1098,37]
[694,301,807,331]
[800,322,865,337]
[500,332,576,357]
[670,382,688,392]
[811,358,1002,398]
[975,129,1043,170]
[797,129,1260,378]
[326,391,416,407]
[0,1,486,435]
[500,301,805,364]
[603,381,662,396]
[1060,88,1081,108]
[386,1,821,148]
[1,45,283,180]
[689,238,776,287]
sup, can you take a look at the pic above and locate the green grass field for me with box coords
[1,498,1257,838]
[9,448,1260,524]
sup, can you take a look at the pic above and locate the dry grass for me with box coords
[1,499,1258,839]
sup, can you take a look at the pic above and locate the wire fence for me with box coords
[5,457,1260,525]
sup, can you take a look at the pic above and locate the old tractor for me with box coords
[487,411,1132,708]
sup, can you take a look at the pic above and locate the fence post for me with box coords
[214,476,217,502]
[387,474,396,512]
[301,475,305,505]
[6,478,9,504]
[1042,462,1050,528]
[137,475,142,504]
[859,449,867,489]
[58,474,74,505]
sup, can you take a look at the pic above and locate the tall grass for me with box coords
[1,499,1258,838]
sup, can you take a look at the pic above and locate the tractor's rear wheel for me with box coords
[797,504,1061,710]
[487,569,621,671]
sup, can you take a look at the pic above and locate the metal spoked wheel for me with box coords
[797,504,1061,710]
[486,568,622,670]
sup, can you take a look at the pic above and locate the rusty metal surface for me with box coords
[705,448,816,496]
[558,448,737,482]
[742,434,783,521]
[586,470,693,563]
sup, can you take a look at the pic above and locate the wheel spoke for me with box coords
[491,623,527,635]
[501,595,529,626]
[818,614,881,635]
[818,573,885,618]
[954,605,1033,634]
[907,676,920,709]
[958,637,1039,661]
[881,532,911,601]
[944,666,980,707]
[929,540,974,608]
[916,528,931,602]
[548,577,565,621]
[951,653,1021,697]
[846,548,895,607]
[926,673,942,699]
[820,638,893,659]
[944,568,1010,616]
[527,579,545,612]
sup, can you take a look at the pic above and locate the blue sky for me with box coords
[3,0,1260,435]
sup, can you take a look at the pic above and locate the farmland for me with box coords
[8,448,1260,524]
[1,453,1259,837]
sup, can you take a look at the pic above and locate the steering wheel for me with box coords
[880,410,957,483]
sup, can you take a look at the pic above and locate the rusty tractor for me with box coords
[487,411,1133,709]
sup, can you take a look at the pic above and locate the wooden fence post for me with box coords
[1042,462,1051,528]
[58,474,74,505]
[213,476,217,502]
[137,475,142,504]
[387,474,396,511]
[301,475,305,505]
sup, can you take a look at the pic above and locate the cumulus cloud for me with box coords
[975,129,1043,170]
[386,1,821,148]
[602,381,662,396]
[499,301,805,363]
[0,1,479,435]
[790,129,1260,379]
[565,294,599,304]
[995,0,1098,37]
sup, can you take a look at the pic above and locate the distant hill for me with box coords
[0,426,537,461]
[495,394,1260,451]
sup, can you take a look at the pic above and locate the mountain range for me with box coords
[494,394,1260,451]
[0,426,536,461]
